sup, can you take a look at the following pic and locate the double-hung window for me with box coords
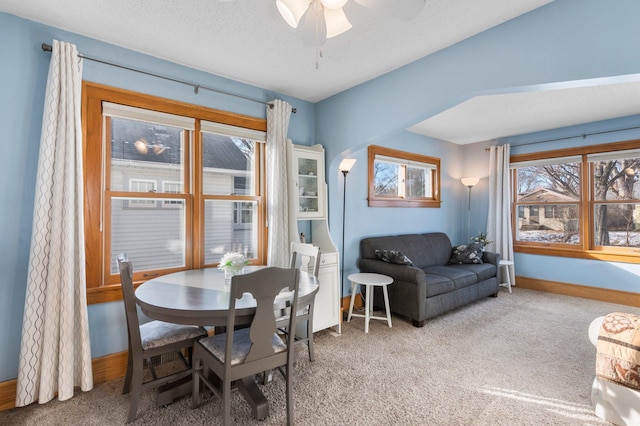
[84,83,267,301]
[588,149,640,251]
[512,156,582,247]
[511,141,640,261]
[106,102,193,275]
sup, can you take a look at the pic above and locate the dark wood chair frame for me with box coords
[191,267,300,426]
[282,242,321,361]
[117,254,207,423]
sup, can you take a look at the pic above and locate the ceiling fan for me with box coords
[276,0,427,47]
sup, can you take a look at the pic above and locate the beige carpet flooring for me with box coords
[2,287,638,425]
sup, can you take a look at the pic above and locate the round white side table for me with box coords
[498,260,514,293]
[347,273,393,333]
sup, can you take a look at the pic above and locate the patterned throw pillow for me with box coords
[375,250,413,266]
[449,243,484,264]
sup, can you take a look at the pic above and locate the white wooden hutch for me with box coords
[287,142,340,333]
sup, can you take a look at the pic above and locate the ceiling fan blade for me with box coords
[354,0,426,21]
[325,7,352,38]
[302,4,327,47]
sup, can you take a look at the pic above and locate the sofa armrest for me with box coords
[358,258,425,284]
[482,251,501,266]
[358,258,427,324]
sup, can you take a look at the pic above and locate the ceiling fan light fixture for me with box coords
[324,7,352,38]
[321,0,348,9]
[276,0,310,28]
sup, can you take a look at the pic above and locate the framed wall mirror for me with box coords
[368,145,441,208]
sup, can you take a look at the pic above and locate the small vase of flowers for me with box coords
[218,252,249,281]
[471,231,493,250]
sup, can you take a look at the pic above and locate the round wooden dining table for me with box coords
[134,265,319,419]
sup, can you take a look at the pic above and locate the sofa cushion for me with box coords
[375,250,413,265]
[449,243,484,264]
[360,232,452,269]
[451,263,497,282]
[423,266,477,290]
[424,274,455,297]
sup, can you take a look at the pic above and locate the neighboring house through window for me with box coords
[511,141,640,262]
[83,82,267,301]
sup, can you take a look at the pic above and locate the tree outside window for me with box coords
[512,144,640,257]
[368,145,440,208]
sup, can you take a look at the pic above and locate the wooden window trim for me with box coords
[511,139,640,264]
[367,145,441,208]
[83,82,267,304]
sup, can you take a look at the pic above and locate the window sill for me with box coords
[368,198,442,208]
[514,245,640,264]
[87,282,142,305]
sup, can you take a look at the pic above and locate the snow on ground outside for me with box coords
[518,230,640,247]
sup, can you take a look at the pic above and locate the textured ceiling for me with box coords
[5,0,638,144]
[0,0,550,103]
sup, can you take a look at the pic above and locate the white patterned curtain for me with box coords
[16,40,93,406]
[486,144,515,284]
[266,100,293,267]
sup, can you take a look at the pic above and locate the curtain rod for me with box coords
[487,124,640,151]
[41,43,296,113]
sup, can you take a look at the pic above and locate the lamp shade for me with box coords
[276,0,311,28]
[324,7,352,38]
[339,158,357,173]
[461,177,479,187]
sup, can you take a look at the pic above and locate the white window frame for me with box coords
[128,178,158,208]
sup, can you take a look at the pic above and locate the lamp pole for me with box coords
[460,177,479,241]
[466,185,472,241]
[341,169,348,300]
[338,159,356,330]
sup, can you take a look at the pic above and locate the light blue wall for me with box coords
[3,0,640,383]
[0,12,315,382]
[332,131,465,295]
[315,0,640,300]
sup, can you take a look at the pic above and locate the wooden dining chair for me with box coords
[117,254,207,423]
[279,242,321,362]
[191,267,300,426]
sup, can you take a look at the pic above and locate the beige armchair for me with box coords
[589,313,640,426]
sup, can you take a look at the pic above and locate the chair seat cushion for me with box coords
[199,328,286,365]
[140,321,207,350]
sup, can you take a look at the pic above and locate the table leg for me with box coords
[156,374,192,406]
[382,285,392,328]
[365,285,371,333]
[237,376,269,420]
[157,371,268,420]
[347,281,357,322]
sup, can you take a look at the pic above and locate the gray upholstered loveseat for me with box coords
[358,232,500,327]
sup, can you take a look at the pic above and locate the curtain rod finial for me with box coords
[41,43,52,52]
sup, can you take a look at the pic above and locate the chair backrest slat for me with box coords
[226,267,300,365]
[290,242,321,278]
[117,254,143,353]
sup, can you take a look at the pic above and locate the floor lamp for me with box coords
[339,158,356,326]
[461,177,479,241]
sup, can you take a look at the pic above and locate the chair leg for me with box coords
[122,349,133,394]
[191,356,201,409]
[223,378,232,426]
[307,303,315,362]
[126,363,144,423]
[147,357,158,380]
[286,363,293,426]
